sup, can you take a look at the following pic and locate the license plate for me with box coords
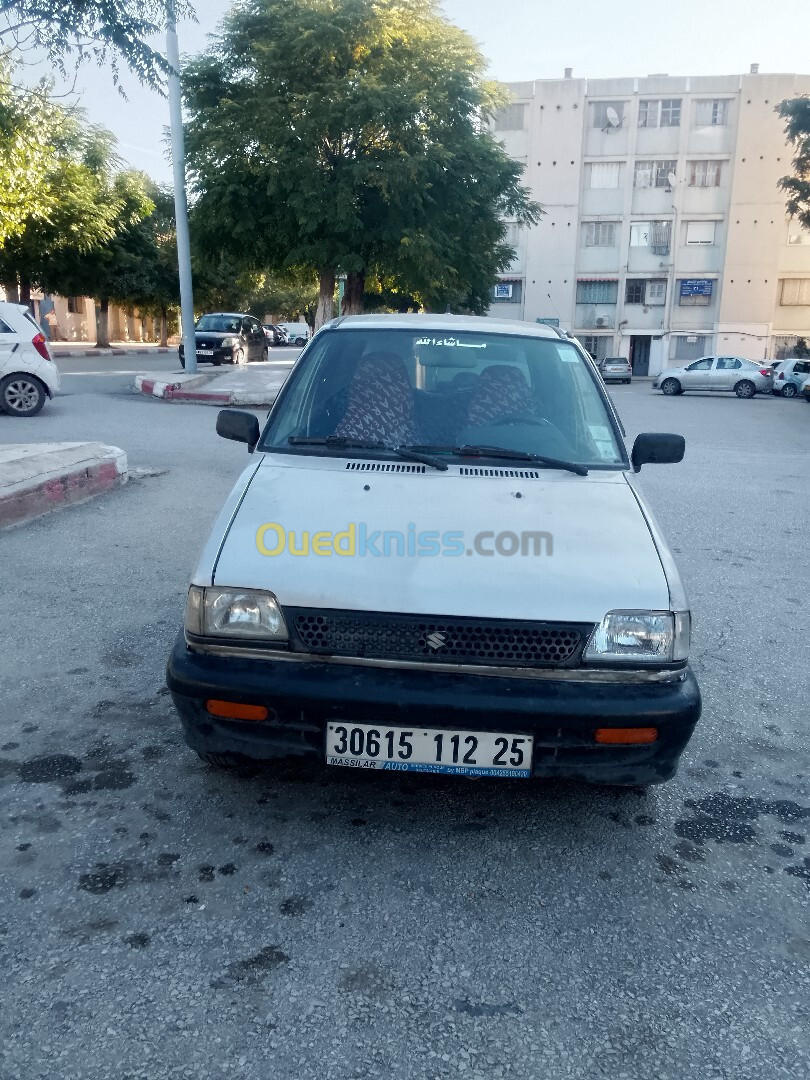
[326,723,532,778]
[196,349,215,356]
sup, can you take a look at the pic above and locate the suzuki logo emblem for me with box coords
[426,631,447,651]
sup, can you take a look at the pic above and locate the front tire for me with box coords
[0,373,47,416]
[233,348,246,367]
[735,380,756,399]
[661,378,681,396]
[781,383,797,399]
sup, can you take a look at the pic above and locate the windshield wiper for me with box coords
[408,444,589,476]
[288,436,447,471]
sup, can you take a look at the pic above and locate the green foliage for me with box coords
[793,337,810,359]
[777,96,810,230]
[183,0,539,320]
[0,0,194,90]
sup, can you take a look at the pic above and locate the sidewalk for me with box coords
[135,362,293,407]
[0,443,128,529]
[50,342,174,358]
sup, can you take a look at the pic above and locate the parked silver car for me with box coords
[598,356,632,384]
[772,358,810,398]
[652,356,774,398]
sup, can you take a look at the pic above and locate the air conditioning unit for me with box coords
[595,316,610,328]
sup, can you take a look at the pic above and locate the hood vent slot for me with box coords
[460,467,541,478]
[345,461,426,474]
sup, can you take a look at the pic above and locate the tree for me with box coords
[0,0,193,90]
[777,96,810,230]
[183,0,538,327]
[48,170,156,346]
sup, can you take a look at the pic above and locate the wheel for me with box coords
[212,356,222,367]
[0,373,47,416]
[295,336,306,347]
[661,378,681,396]
[734,380,756,399]
[232,348,246,367]
[625,379,632,385]
[781,383,797,398]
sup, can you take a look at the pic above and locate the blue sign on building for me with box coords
[680,279,714,297]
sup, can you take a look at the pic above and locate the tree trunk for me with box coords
[342,270,366,316]
[19,277,31,307]
[2,281,20,303]
[314,269,336,329]
[160,307,168,347]
[95,298,110,348]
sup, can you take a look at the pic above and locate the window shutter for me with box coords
[686,221,715,245]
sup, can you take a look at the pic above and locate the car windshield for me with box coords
[196,315,241,333]
[259,327,626,468]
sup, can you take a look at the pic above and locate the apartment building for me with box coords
[490,68,810,375]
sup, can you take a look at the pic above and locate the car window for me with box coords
[259,328,626,468]
[687,358,714,371]
[716,357,742,370]
[794,361,810,375]
[22,310,44,334]
[0,318,15,334]
[196,315,241,333]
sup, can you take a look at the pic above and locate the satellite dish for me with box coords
[667,171,678,188]
[606,106,621,127]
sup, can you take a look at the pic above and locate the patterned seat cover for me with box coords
[466,365,532,426]
[334,351,420,445]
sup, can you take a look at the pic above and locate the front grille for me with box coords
[288,608,590,668]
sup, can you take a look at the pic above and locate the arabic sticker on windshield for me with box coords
[415,337,487,349]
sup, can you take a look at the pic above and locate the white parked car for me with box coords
[167,315,701,787]
[0,302,60,416]
[652,356,774,398]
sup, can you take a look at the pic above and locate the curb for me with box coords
[134,373,281,407]
[0,445,128,529]
[51,347,173,358]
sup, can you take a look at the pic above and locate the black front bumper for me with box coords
[166,631,702,786]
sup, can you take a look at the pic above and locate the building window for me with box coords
[678,279,714,306]
[576,280,618,304]
[634,160,677,189]
[780,279,810,306]
[674,335,710,360]
[579,335,612,360]
[629,220,672,254]
[584,221,618,247]
[587,162,622,189]
[503,222,521,247]
[686,220,717,245]
[638,99,681,128]
[492,280,522,304]
[66,296,84,314]
[695,99,729,126]
[591,101,626,129]
[625,280,645,305]
[688,160,723,187]
[625,279,667,305]
[494,104,526,131]
[787,225,810,245]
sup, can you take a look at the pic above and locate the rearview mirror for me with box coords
[216,409,260,453]
[631,432,685,472]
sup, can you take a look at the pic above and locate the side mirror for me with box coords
[216,409,260,453]
[631,432,685,473]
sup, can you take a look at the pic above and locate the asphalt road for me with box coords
[1,379,808,1080]
[55,347,302,396]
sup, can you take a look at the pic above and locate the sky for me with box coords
[29,0,810,184]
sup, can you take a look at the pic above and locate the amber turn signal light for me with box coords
[594,727,658,745]
[206,699,268,722]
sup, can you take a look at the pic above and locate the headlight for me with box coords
[220,336,236,348]
[584,610,690,664]
[185,586,288,642]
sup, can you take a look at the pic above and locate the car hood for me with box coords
[206,455,671,623]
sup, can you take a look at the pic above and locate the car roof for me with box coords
[202,312,249,318]
[324,313,561,340]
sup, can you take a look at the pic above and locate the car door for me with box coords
[791,360,810,389]
[0,315,20,377]
[712,356,743,391]
[680,357,715,389]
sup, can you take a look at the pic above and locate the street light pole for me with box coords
[167,1,196,373]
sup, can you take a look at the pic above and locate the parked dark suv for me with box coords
[179,313,268,368]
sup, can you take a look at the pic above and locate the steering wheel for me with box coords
[491,412,553,428]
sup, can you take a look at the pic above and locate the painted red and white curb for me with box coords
[134,372,283,407]
[51,347,173,358]
[0,443,128,529]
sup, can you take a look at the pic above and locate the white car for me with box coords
[0,302,60,416]
[167,315,701,787]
